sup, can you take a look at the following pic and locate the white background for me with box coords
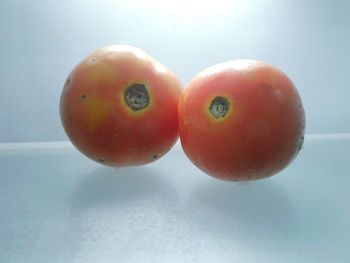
[0,0,349,142]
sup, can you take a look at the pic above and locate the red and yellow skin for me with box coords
[178,60,305,181]
[60,45,182,166]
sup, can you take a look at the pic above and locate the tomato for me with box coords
[60,45,182,166]
[178,60,305,181]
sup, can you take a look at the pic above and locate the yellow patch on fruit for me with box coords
[87,62,117,87]
[84,96,112,130]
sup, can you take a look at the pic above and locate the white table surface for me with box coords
[1,134,349,263]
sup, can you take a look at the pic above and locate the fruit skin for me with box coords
[178,60,305,181]
[60,45,182,166]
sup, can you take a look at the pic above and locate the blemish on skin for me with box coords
[152,154,158,159]
[243,70,257,81]
[92,58,97,64]
[111,133,118,145]
[81,94,86,99]
[64,76,71,89]
[98,158,105,163]
[124,83,150,111]
[270,76,278,85]
[275,89,284,102]
[298,135,304,151]
[209,96,230,119]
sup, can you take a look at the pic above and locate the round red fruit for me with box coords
[60,45,182,166]
[178,60,305,181]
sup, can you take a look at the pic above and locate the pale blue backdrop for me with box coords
[0,0,349,142]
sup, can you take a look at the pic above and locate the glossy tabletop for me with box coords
[1,135,349,262]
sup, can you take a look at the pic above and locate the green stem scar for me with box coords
[209,96,230,119]
[124,84,150,111]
